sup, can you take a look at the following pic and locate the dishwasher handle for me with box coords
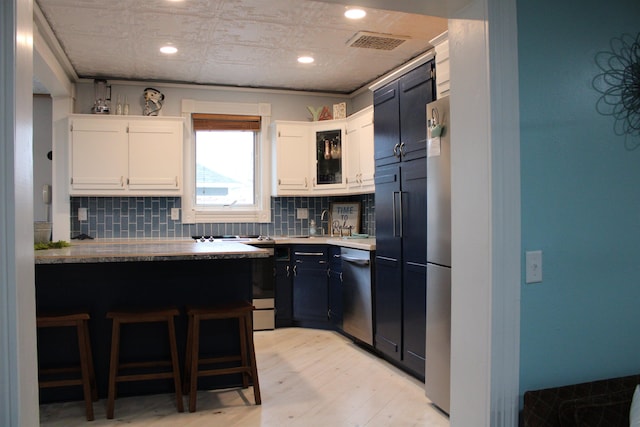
[342,255,370,266]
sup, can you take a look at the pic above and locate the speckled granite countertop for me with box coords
[34,241,270,264]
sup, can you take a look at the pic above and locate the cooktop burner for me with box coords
[191,235,272,242]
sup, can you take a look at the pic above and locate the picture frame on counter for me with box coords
[330,201,361,236]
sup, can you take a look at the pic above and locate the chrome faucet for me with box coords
[320,209,329,235]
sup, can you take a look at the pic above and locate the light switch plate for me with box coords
[525,250,543,284]
[171,208,180,221]
[297,208,308,220]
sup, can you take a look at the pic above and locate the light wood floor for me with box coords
[40,328,450,426]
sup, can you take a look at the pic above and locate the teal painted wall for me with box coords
[518,0,640,396]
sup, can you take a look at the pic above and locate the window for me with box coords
[195,130,255,206]
[181,101,272,223]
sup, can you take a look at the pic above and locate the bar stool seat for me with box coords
[37,311,97,421]
[106,308,184,419]
[183,301,261,412]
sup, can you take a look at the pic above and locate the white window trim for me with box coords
[181,100,272,224]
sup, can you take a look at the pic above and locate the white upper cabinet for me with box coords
[345,106,374,194]
[127,121,182,191]
[272,122,311,194]
[69,115,184,196]
[430,31,450,99]
[271,107,374,196]
[70,118,128,191]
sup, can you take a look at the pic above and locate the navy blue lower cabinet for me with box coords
[328,246,343,329]
[292,245,330,327]
[403,261,427,377]
[275,252,293,327]
[373,254,402,362]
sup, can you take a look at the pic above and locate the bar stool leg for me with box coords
[167,316,184,413]
[81,318,98,402]
[238,316,249,389]
[188,314,201,413]
[183,312,193,395]
[106,318,121,420]
[75,319,95,421]
[244,312,261,404]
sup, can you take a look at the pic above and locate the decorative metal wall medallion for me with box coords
[593,32,640,149]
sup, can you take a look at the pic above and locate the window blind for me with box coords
[192,113,261,131]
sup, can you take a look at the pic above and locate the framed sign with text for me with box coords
[329,202,361,236]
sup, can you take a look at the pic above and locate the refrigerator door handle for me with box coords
[398,191,404,238]
[392,191,398,237]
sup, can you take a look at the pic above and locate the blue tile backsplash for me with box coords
[70,194,375,239]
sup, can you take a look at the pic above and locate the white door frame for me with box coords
[1,0,39,426]
[3,0,521,425]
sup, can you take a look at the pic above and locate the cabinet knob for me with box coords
[393,143,400,158]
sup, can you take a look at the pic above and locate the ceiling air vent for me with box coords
[346,31,410,51]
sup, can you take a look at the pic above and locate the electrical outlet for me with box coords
[297,208,308,220]
[171,208,180,221]
[78,207,88,222]
[525,250,542,284]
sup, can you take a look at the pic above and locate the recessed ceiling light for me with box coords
[297,56,315,64]
[344,8,366,19]
[160,46,178,54]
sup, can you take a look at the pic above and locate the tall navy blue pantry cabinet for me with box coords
[373,60,435,378]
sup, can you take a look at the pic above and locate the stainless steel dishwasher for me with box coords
[341,247,374,345]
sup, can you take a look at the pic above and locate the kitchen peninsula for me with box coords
[34,241,270,402]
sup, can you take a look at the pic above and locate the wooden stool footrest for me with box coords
[119,360,172,369]
[39,379,84,388]
[198,366,253,377]
[198,355,243,365]
[115,372,177,383]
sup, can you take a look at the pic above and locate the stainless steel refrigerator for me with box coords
[425,96,451,414]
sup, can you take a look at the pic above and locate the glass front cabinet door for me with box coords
[315,129,343,187]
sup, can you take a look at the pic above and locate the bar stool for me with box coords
[36,312,98,421]
[183,301,261,412]
[105,308,184,419]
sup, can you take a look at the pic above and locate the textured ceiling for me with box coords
[35,0,447,94]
